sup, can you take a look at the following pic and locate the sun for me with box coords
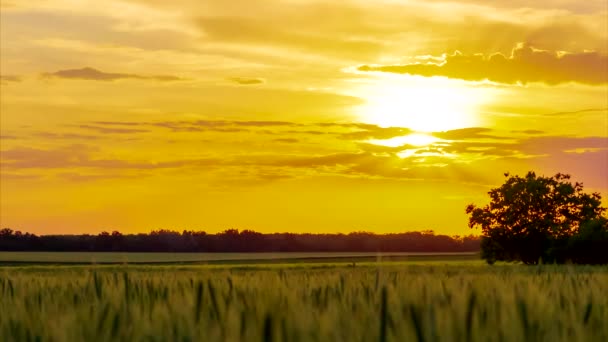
[368,133,439,147]
[354,75,490,132]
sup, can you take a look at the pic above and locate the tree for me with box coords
[568,217,608,265]
[466,172,606,264]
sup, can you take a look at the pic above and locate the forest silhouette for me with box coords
[0,228,479,253]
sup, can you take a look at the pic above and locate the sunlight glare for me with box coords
[368,133,438,147]
[354,75,491,132]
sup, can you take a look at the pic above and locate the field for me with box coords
[1,258,607,341]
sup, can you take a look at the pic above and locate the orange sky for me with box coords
[1,0,607,235]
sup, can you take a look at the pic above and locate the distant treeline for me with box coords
[0,228,480,253]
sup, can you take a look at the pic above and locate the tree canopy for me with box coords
[466,172,607,264]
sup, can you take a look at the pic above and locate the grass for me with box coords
[1,262,607,341]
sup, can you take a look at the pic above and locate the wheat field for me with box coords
[1,263,606,341]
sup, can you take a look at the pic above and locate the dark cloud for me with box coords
[0,75,21,83]
[436,136,608,158]
[150,75,185,82]
[0,145,222,170]
[229,77,265,85]
[440,141,519,157]
[90,121,143,126]
[356,143,416,153]
[57,172,143,182]
[511,129,545,135]
[33,132,102,140]
[90,120,299,132]
[1,145,99,169]
[2,134,606,186]
[541,108,608,117]
[317,122,380,130]
[0,173,42,181]
[43,67,185,82]
[340,126,412,140]
[431,127,499,140]
[285,130,327,135]
[149,119,299,133]
[358,43,608,85]
[78,125,150,134]
[273,138,299,143]
[262,152,369,168]
[232,120,298,127]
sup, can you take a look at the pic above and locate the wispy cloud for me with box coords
[511,130,545,135]
[43,67,186,82]
[358,43,608,85]
[33,132,102,140]
[340,127,413,140]
[77,125,149,134]
[0,75,21,83]
[229,77,265,85]
[541,108,608,117]
[0,145,221,170]
[273,138,299,143]
[431,127,506,140]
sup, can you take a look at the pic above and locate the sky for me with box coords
[1,0,607,235]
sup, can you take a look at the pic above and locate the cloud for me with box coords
[231,121,298,127]
[1,145,99,169]
[43,67,185,82]
[358,43,608,85]
[285,130,327,135]
[511,129,545,135]
[0,75,21,83]
[90,121,143,127]
[78,125,150,134]
[356,143,417,153]
[431,127,502,140]
[0,173,42,181]
[440,141,520,157]
[436,135,608,159]
[88,119,300,133]
[0,145,222,170]
[57,172,143,182]
[273,138,299,143]
[340,126,413,140]
[229,77,265,85]
[3,133,606,188]
[33,132,102,140]
[260,152,370,168]
[541,107,608,117]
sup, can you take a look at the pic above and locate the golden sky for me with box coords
[1,0,607,235]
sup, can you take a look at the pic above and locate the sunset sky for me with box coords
[1,0,607,235]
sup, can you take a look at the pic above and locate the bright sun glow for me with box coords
[355,75,491,132]
[368,133,439,147]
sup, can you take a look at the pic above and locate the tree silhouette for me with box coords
[0,228,480,253]
[466,172,607,264]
